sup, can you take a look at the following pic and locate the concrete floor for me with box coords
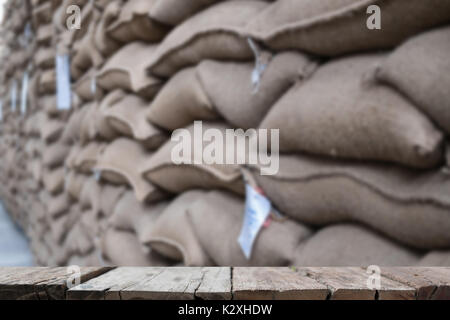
[0,203,33,266]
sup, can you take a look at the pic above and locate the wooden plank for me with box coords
[120,267,204,300]
[381,267,450,300]
[301,267,413,300]
[195,267,232,300]
[0,267,111,300]
[68,267,161,300]
[69,267,231,300]
[233,267,329,300]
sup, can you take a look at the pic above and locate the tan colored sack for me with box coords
[79,177,101,211]
[140,123,245,195]
[65,170,88,200]
[103,90,167,149]
[79,100,118,144]
[107,0,168,43]
[42,143,71,169]
[293,224,420,266]
[74,141,107,174]
[36,23,53,46]
[249,154,450,249]
[38,69,56,95]
[260,54,443,169]
[109,191,168,237]
[94,0,121,57]
[65,221,94,256]
[73,68,102,101]
[188,190,312,266]
[101,228,172,266]
[95,138,164,203]
[198,51,316,129]
[97,42,161,99]
[42,167,65,195]
[377,26,450,134]
[40,116,64,144]
[50,205,80,244]
[32,1,53,27]
[417,251,450,267]
[246,0,450,56]
[146,0,269,77]
[151,0,256,26]
[147,67,218,131]
[71,12,104,80]
[142,190,214,266]
[97,183,128,218]
[34,47,55,69]
[61,107,88,144]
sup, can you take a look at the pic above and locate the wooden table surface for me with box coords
[0,267,449,300]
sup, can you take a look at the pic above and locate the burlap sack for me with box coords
[260,54,443,169]
[198,51,316,129]
[146,0,269,77]
[417,251,450,267]
[107,0,168,43]
[246,0,450,56]
[73,68,102,101]
[65,144,81,170]
[147,67,219,131]
[71,12,104,80]
[42,143,71,169]
[65,221,94,256]
[61,107,88,144]
[150,0,270,26]
[65,170,88,200]
[249,154,450,249]
[102,90,167,149]
[109,191,168,238]
[140,123,245,195]
[95,138,164,203]
[96,42,161,99]
[47,192,72,219]
[50,205,80,244]
[42,167,65,195]
[32,1,52,27]
[142,190,214,266]
[377,26,450,134]
[101,228,171,266]
[36,23,53,46]
[38,69,56,95]
[34,47,55,69]
[293,224,420,266]
[79,100,118,145]
[187,190,312,266]
[73,141,107,174]
[79,177,101,211]
[40,116,64,144]
[97,183,128,218]
[94,0,121,58]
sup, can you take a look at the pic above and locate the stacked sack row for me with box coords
[0,0,450,267]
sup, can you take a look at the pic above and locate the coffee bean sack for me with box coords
[0,0,449,267]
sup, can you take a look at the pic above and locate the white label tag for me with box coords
[10,81,17,112]
[20,71,29,115]
[56,54,72,110]
[90,76,96,95]
[238,184,272,259]
[92,169,101,182]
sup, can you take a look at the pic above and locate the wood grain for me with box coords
[0,267,111,300]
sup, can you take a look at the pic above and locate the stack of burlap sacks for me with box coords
[0,0,450,267]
